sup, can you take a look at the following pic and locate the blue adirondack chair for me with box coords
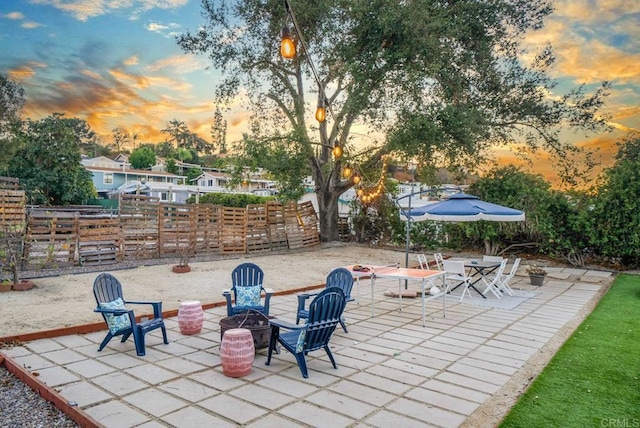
[296,267,354,332]
[93,273,168,356]
[223,262,273,316]
[266,287,346,378]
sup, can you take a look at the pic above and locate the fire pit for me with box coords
[219,310,273,350]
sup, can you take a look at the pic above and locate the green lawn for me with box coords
[501,274,640,427]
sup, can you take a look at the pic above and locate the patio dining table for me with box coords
[449,259,502,298]
[345,265,446,327]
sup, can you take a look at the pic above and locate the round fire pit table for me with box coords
[219,310,273,350]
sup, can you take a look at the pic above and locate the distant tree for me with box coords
[211,108,228,154]
[185,167,202,183]
[131,132,140,150]
[129,146,157,170]
[176,147,192,163]
[156,141,175,158]
[7,113,95,205]
[584,134,640,267]
[162,119,190,150]
[0,74,26,173]
[0,74,24,124]
[165,157,178,174]
[468,166,546,253]
[111,128,130,153]
[162,119,213,159]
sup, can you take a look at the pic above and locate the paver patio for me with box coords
[1,267,613,427]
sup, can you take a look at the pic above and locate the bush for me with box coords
[190,192,275,207]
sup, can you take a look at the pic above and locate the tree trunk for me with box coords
[317,187,341,242]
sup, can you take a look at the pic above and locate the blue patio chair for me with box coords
[266,288,346,378]
[223,262,273,316]
[296,267,354,332]
[93,273,169,356]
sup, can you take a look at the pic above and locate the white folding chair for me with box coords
[443,260,473,302]
[417,254,429,270]
[496,258,520,296]
[433,253,444,271]
[480,259,508,298]
[482,255,504,263]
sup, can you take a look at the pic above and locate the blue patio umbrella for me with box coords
[401,193,525,222]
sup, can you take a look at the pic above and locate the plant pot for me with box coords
[12,280,35,291]
[172,265,191,274]
[529,274,546,286]
[0,283,12,292]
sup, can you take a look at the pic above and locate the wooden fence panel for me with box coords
[221,207,246,254]
[158,204,193,258]
[0,189,26,228]
[193,204,222,254]
[266,201,288,251]
[296,200,321,248]
[9,197,321,272]
[119,195,159,259]
[284,201,320,249]
[24,211,77,269]
[78,217,122,266]
[246,204,270,254]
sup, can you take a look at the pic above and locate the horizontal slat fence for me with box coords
[78,217,122,266]
[10,195,320,271]
[0,182,26,229]
[24,211,78,269]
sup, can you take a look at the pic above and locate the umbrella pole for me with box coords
[403,183,416,289]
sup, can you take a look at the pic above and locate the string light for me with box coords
[315,93,326,122]
[332,143,342,159]
[342,164,353,179]
[280,26,296,59]
[281,0,342,158]
[355,155,389,204]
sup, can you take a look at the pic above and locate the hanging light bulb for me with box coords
[315,95,326,123]
[357,188,364,197]
[280,26,296,59]
[342,164,353,179]
[332,143,342,159]
[353,173,361,185]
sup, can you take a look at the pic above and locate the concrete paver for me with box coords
[0,268,613,427]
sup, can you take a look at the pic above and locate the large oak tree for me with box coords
[178,0,609,241]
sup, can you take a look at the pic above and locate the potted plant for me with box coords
[172,247,193,273]
[526,264,547,286]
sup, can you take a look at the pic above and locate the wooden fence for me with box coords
[1,192,321,270]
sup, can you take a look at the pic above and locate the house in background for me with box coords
[81,156,188,202]
[192,170,278,196]
[81,157,278,204]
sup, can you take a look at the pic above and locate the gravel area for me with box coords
[0,365,78,427]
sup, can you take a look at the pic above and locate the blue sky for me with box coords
[1,0,639,186]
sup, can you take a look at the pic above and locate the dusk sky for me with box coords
[1,0,638,187]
